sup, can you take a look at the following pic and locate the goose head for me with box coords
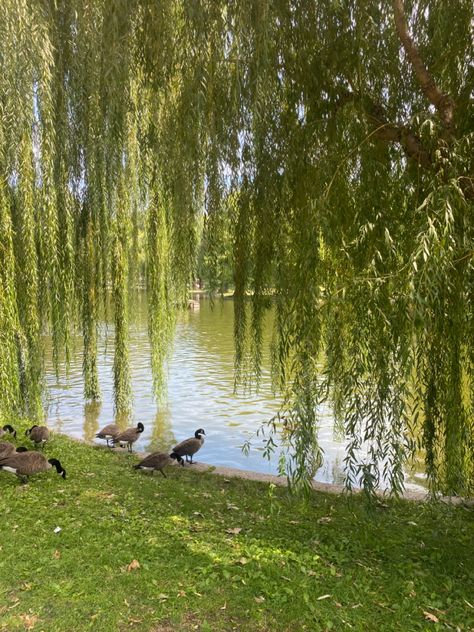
[2,424,16,438]
[170,451,184,466]
[48,458,67,479]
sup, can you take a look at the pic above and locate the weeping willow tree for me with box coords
[0,0,472,495]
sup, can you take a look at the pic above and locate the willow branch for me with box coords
[393,0,455,132]
[337,90,431,168]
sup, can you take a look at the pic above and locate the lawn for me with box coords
[0,425,473,631]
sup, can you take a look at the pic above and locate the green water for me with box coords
[44,293,427,491]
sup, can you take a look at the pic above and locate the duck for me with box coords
[0,424,17,439]
[0,443,28,458]
[173,428,205,464]
[95,423,120,447]
[25,425,50,448]
[0,451,66,484]
[134,451,184,477]
[113,422,144,453]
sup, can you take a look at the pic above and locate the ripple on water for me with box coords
[43,295,428,492]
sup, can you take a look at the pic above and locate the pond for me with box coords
[44,293,427,492]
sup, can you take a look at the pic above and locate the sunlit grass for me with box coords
[0,424,473,631]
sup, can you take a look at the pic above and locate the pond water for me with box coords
[44,293,427,492]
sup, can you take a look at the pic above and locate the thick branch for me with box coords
[337,90,431,168]
[393,0,455,131]
[363,97,431,168]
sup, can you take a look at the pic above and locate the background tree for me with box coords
[0,0,472,494]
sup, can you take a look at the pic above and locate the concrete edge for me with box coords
[62,433,474,507]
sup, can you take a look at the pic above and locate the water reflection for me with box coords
[83,401,102,441]
[146,408,177,454]
[43,294,427,492]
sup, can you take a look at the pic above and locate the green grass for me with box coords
[0,426,473,631]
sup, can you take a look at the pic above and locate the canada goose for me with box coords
[25,425,50,448]
[95,423,120,447]
[0,424,17,439]
[0,451,66,484]
[173,428,205,464]
[0,443,28,458]
[134,451,184,477]
[113,422,144,453]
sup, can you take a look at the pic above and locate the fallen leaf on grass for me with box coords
[317,516,332,524]
[423,611,439,623]
[464,599,474,609]
[19,614,38,630]
[307,570,317,576]
[177,590,186,598]
[254,596,265,604]
[225,527,242,535]
[289,520,299,524]
[407,521,418,526]
[237,557,248,565]
[226,503,239,511]
[317,594,332,601]
[158,594,169,602]
[220,603,227,610]
[53,550,61,559]
[127,559,140,572]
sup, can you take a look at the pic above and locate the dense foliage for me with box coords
[0,0,472,494]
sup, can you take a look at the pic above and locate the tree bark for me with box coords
[393,0,455,132]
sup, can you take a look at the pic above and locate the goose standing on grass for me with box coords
[0,451,66,484]
[0,443,28,458]
[134,451,184,477]
[25,425,50,448]
[0,424,17,439]
[113,422,144,453]
[173,428,205,464]
[95,423,120,447]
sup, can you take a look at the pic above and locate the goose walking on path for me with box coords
[113,422,144,453]
[134,451,183,477]
[0,451,66,484]
[173,428,205,464]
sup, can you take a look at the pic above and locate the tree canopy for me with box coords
[0,0,472,494]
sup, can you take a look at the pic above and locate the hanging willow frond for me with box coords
[0,0,472,496]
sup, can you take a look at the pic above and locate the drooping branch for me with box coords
[393,0,455,132]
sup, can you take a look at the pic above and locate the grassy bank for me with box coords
[0,427,473,631]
